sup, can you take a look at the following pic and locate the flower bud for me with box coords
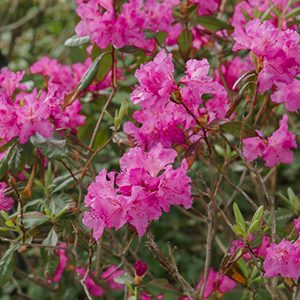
[134,259,147,277]
[134,259,147,286]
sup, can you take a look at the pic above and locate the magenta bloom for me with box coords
[196,268,236,299]
[190,0,220,16]
[134,259,148,277]
[83,144,192,239]
[15,90,53,144]
[125,51,229,149]
[0,182,14,211]
[49,243,69,283]
[233,19,300,92]
[271,79,300,112]
[131,50,176,105]
[243,115,297,167]
[75,265,125,296]
[0,68,26,97]
[215,56,253,90]
[75,267,104,297]
[75,0,181,51]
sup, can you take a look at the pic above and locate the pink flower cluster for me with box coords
[233,19,300,92]
[264,218,300,280]
[83,144,192,239]
[243,115,297,167]
[75,0,182,51]
[232,0,299,29]
[0,182,14,211]
[75,265,124,297]
[0,68,53,144]
[124,50,229,149]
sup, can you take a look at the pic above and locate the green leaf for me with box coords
[193,16,233,32]
[0,243,18,285]
[220,121,257,138]
[64,35,90,47]
[233,203,246,232]
[178,30,192,56]
[114,99,129,131]
[95,52,112,82]
[250,205,264,226]
[23,212,48,228]
[248,220,259,234]
[77,52,106,93]
[42,228,58,247]
[233,224,245,236]
[30,132,68,159]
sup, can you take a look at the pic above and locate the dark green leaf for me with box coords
[193,16,233,32]
[220,121,257,138]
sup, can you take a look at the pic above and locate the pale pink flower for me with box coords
[271,79,300,112]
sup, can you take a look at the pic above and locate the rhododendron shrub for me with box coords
[0,0,300,299]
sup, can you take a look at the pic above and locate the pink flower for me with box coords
[190,0,221,16]
[125,51,230,149]
[83,169,128,240]
[233,19,300,92]
[264,240,300,279]
[0,182,14,211]
[230,235,271,260]
[75,0,154,51]
[271,79,300,112]
[49,243,69,283]
[196,268,236,299]
[83,144,192,239]
[243,115,297,167]
[0,68,26,97]
[131,50,176,105]
[0,92,19,143]
[263,115,297,167]
[242,131,266,162]
[191,25,209,49]
[75,268,104,297]
[101,265,125,290]
[15,90,53,144]
[215,56,253,90]
[75,265,125,296]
